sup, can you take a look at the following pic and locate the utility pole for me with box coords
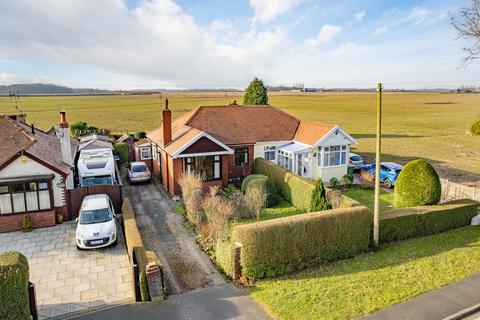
[373,82,382,249]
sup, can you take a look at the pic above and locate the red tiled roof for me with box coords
[294,121,335,145]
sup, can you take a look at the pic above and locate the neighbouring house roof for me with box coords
[78,139,113,151]
[278,142,311,154]
[147,104,348,156]
[135,138,151,147]
[115,134,134,143]
[0,116,79,175]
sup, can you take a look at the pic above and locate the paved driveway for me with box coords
[0,221,133,319]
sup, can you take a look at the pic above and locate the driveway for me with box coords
[115,177,272,319]
[0,221,133,319]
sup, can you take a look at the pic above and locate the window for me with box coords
[185,156,221,181]
[277,150,293,171]
[235,148,249,166]
[264,146,276,161]
[140,146,152,160]
[0,181,52,215]
[321,145,347,167]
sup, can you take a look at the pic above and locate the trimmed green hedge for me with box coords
[0,251,30,320]
[114,143,129,164]
[254,158,315,211]
[241,174,280,207]
[215,241,235,277]
[394,159,441,208]
[380,199,479,243]
[232,206,372,278]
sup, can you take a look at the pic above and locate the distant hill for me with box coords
[0,83,110,95]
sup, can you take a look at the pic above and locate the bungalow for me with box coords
[0,112,77,232]
[147,100,357,196]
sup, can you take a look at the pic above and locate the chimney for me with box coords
[162,98,172,146]
[59,110,74,189]
[31,124,35,134]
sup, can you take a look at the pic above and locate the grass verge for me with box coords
[344,187,394,212]
[249,226,480,320]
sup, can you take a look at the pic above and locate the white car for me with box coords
[349,153,364,170]
[127,162,151,184]
[76,194,117,250]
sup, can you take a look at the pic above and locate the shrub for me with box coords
[202,188,234,245]
[342,174,353,188]
[70,121,88,136]
[394,159,441,208]
[185,189,204,225]
[21,214,32,231]
[310,179,332,211]
[245,187,267,220]
[135,131,147,140]
[0,252,30,320]
[470,119,480,135]
[232,206,372,278]
[380,199,479,243]
[254,158,315,211]
[326,189,342,209]
[113,142,129,164]
[329,177,340,189]
[139,271,150,302]
[178,172,203,203]
[220,184,238,198]
[241,174,279,207]
[227,190,251,220]
[360,171,374,189]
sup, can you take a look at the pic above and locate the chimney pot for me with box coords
[60,110,68,128]
[31,124,35,134]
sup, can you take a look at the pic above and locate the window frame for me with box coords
[320,145,348,167]
[264,146,276,161]
[184,155,222,181]
[140,146,152,160]
[0,180,53,216]
[234,148,249,166]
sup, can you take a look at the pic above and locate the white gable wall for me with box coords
[0,156,66,207]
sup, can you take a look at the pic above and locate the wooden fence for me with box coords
[440,178,480,203]
[66,184,123,220]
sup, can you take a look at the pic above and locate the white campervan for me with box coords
[77,148,116,187]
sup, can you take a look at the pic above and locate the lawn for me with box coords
[249,226,480,320]
[343,187,394,212]
[1,92,479,184]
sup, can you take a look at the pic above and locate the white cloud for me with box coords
[331,42,370,57]
[304,24,342,47]
[407,7,446,25]
[0,0,289,88]
[353,11,365,22]
[249,0,305,23]
[373,26,388,37]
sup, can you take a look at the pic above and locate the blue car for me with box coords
[361,162,403,188]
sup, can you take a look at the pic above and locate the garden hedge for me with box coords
[254,158,316,211]
[0,251,30,320]
[394,159,441,208]
[241,174,280,207]
[215,241,235,277]
[113,142,129,164]
[232,205,372,278]
[122,198,150,302]
[380,199,479,243]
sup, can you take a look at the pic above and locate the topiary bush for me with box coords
[471,119,480,135]
[394,159,441,208]
[241,174,279,207]
[310,179,332,211]
[0,251,30,320]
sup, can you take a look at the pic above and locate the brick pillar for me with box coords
[233,243,242,282]
[145,262,164,302]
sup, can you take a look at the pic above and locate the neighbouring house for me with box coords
[147,100,357,195]
[134,138,153,170]
[78,134,113,152]
[115,134,135,161]
[0,112,78,232]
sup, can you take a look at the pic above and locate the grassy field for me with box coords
[0,92,479,184]
[344,188,394,212]
[249,226,480,320]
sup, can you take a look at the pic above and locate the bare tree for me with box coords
[451,0,480,64]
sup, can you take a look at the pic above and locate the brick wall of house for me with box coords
[227,144,254,182]
[55,205,68,221]
[0,210,56,233]
[134,147,153,171]
[169,157,183,195]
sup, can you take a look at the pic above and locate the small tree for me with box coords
[451,0,480,64]
[243,78,268,105]
[310,180,332,211]
[70,121,88,136]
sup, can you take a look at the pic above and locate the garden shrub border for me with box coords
[0,251,30,320]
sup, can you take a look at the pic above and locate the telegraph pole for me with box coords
[373,82,382,249]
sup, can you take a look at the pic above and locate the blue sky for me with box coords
[0,0,478,89]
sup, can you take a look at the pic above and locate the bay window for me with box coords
[321,145,347,167]
[185,156,221,181]
[0,181,52,215]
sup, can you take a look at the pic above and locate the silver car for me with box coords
[349,153,364,170]
[127,162,151,184]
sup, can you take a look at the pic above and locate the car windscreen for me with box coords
[132,165,147,173]
[82,176,113,186]
[350,155,362,161]
[79,208,112,224]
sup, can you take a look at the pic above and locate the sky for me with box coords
[0,0,479,90]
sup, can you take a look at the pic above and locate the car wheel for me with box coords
[383,178,392,188]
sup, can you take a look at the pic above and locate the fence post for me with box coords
[28,282,38,320]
